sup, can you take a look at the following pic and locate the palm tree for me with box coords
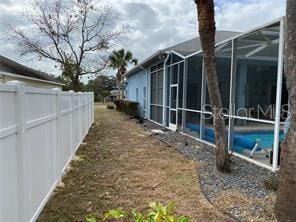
[194,0,230,172]
[108,49,138,99]
[276,1,296,220]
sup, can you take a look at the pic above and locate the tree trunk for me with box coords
[119,67,126,100]
[195,0,230,173]
[73,74,80,92]
[116,71,121,99]
[276,1,296,220]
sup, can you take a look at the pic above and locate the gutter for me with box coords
[139,64,145,70]
[0,71,65,86]
[125,50,166,77]
[170,50,186,59]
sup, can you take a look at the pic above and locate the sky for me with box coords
[0,0,286,81]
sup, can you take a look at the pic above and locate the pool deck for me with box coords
[241,148,272,167]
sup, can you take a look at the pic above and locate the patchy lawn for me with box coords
[38,105,232,222]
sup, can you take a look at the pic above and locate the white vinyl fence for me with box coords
[0,81,94,222]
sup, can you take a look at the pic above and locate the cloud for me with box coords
[0,0,13,6]
[0,0,287,80]
[123,2,159,30]
[215,0,285,31]
[109,0,285,64]
[115,0,197,62]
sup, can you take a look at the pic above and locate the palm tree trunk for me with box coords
[195,0,230,173]
[116,71,121,99]
[116,79,120,99]
[276,1,296,220]
[119,67,126,100]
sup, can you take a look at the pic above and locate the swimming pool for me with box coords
[185,123,285,154]
[233,131,285,153]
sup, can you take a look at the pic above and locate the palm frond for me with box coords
[108,48,138,73]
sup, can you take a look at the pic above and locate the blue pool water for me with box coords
[185,123,285,154]
[233,131,285,153]
[240,132,284,148]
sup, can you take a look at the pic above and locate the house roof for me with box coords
[125,30,240,77]
[0,55,63,85]
[110,89,119,96]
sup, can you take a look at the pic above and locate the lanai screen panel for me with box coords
[170,61,184,127]
[202,42,232,144]
[234,23,281,122]
[186,55,203,110]
[178,20,285,169]
[182,55,203,137]
[227,23,282,167]
[177,62,184,126]
[150,63,164,124]
[205,41,232,111]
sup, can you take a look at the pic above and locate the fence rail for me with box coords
[0,81,94,222]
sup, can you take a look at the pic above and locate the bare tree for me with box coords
[6,0,125,91]
[194,0,230,173]
[276,1,296,220]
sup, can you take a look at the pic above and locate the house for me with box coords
[108,89,119,102]
[0,55,63,89]
[125,17,287,172]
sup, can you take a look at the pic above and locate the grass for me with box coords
[37,105,232,222]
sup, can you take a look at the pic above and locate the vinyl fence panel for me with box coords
[0,81,94,222]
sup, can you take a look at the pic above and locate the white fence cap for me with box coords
[6,80,25,86]
[52,87,61,91]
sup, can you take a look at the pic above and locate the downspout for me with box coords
[139,64,148,119]
[143,65,149,119]
[162,52,170,126]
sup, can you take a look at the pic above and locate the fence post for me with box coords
[89,93,91,127]
[78,92,82,145]
[52,88,62,185]
[84,93,88,134]
[91,92,95,123]
[69,90,74,152]
[82,93,85,136]
[86,92,89,127]
[7,81,28,221]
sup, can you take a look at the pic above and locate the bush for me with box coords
[85,201,190,222]
[114,100,139,118]
[106,104,115,109]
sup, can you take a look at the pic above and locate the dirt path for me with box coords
[38,105,232,221]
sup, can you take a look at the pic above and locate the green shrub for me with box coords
[85,201,190,222]
[114,100,139,118]
[106,104,115,109]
